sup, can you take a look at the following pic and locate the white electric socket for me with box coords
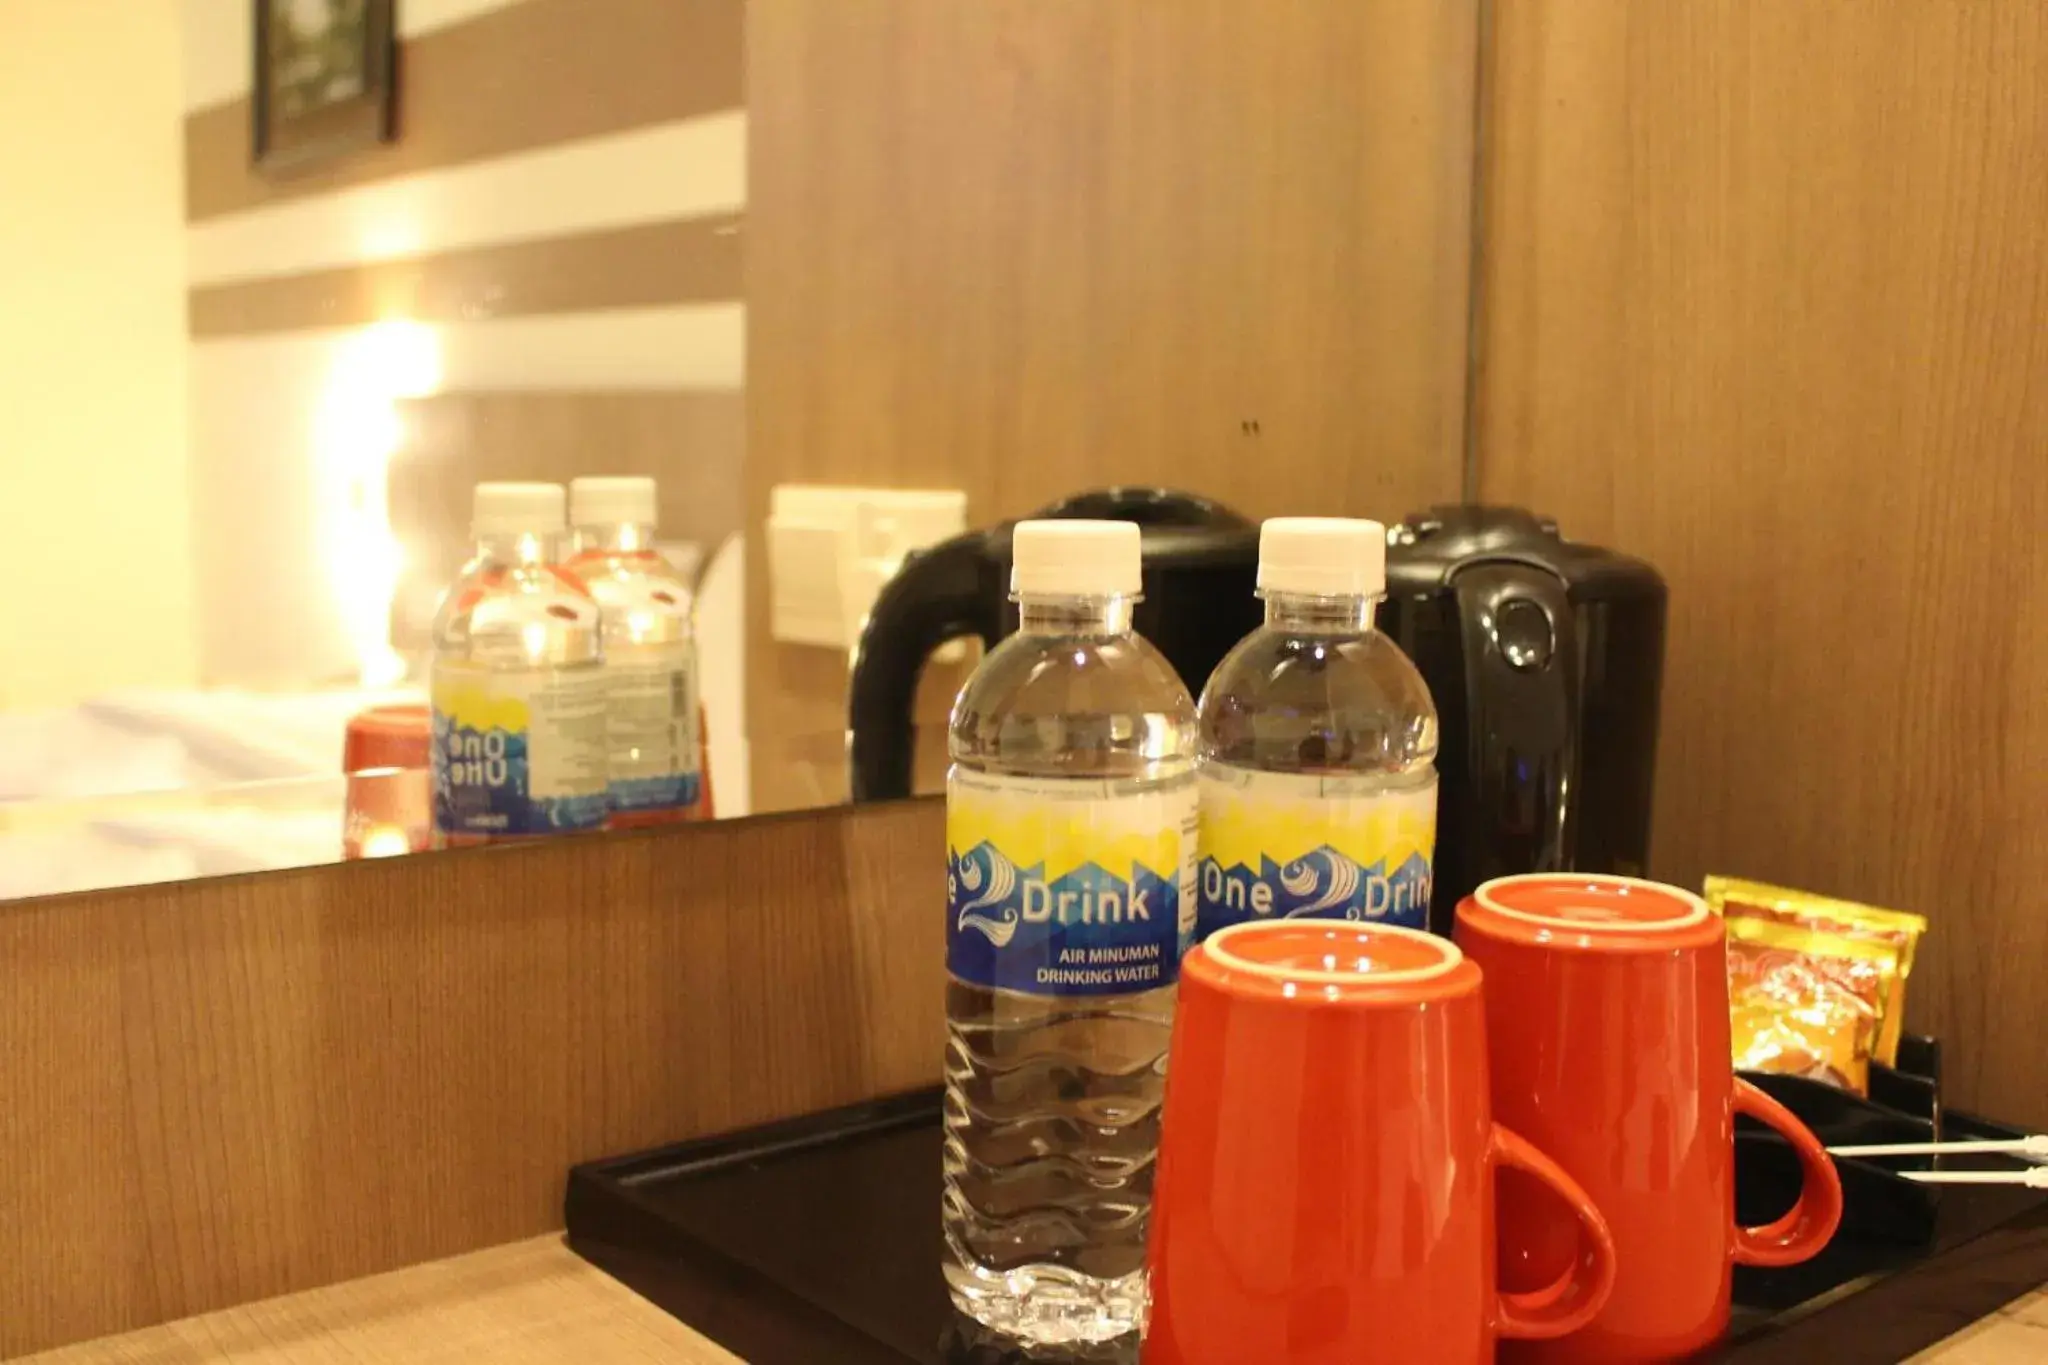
[766,485,969,652]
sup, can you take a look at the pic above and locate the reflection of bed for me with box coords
[0,790,348,899]
[0,686,420,899]
[2,392,751,902]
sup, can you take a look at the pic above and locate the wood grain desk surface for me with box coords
[1908,1288,2048,1364]
[16,1233,2040,1365]
[18,1238,739,1365]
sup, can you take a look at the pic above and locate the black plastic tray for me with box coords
[566,1087,2048,1364]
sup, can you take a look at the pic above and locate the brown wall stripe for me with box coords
[186,0,742,224]
[187,214,741,338]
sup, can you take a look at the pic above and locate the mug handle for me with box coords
[1731,1078,1845,1266]
[1492,1124,1619,1341]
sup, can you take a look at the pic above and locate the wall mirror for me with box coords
[0,0,1479,898]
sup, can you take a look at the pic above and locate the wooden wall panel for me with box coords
[1477,2,2048,1121]
[745,0,1479,812]
[0,799,944,1358]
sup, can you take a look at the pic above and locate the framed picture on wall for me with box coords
[252,0,398,172]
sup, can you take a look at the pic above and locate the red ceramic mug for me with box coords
[1144,921,1617,1365]
[1457,874,1844,1363]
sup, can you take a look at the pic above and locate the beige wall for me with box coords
[0,0,197,708]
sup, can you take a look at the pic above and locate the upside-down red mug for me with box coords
[1458,874,1844,1363]
[1144,921,1617,1365]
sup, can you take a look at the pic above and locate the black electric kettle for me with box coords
[1381,505,1667,934]
[848,497,1667,940]
[847,488,1261,801]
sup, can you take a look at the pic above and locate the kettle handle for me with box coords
[1452,563,1580,875]
[848,534,1002,803]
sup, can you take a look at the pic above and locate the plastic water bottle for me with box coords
[566,476,708,826]
[1196,517,1439,938]
[943,520,1198,1346]
[429,482,609,845]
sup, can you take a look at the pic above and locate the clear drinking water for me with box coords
[942,521,1198,1346]
[429,482,609,846]
[566,476,707,827]
[1196,518,1439,940]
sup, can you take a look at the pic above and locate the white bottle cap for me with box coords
[570,475,659,529]
[473,482,567,537]
[1011,520,1143,597]
[1258,517,1387,597]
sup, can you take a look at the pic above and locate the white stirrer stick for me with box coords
[1827,1135,2048,1160]
[1897,1169,2048,1189]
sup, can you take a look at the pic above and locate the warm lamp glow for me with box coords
[357,826,414,858]
[360,217,426,263]
[359,319,442,398]
[316,320,444,686]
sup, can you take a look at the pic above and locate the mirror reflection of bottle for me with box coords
[429,483,610,847]
[565,477,711,826]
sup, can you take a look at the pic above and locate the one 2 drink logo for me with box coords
[946,773,1196,997]
[1198,846,1434,936]
[1195,768,1438,939]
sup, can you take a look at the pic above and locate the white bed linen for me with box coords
[0,685,423,802]
[0,828,202,899]
[0,686,420,899]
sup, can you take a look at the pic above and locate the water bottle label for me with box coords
[604,648,703,812]
[431,662,610,837]
[1195,767,1437,939]
[946,770,1198,997]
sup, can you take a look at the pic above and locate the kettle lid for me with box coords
[1387,505,1663,598]
[1031,486,1251,530]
